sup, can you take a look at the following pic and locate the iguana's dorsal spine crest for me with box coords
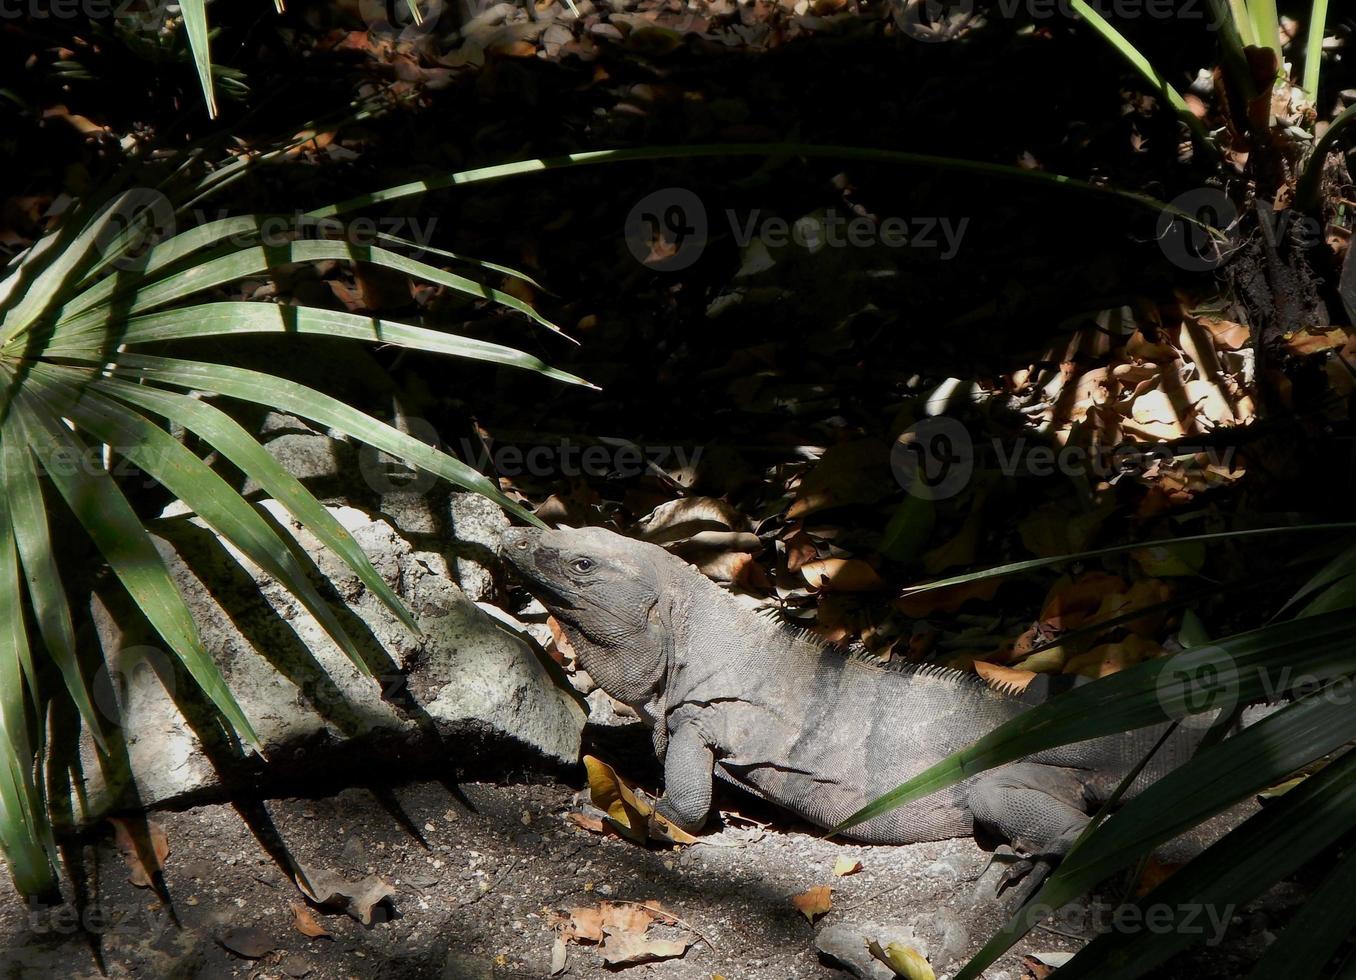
[748,599,1020,697]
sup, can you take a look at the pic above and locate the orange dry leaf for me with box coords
[291,901,331,939]
[800,558,885,592]
[567,812,607,834]
[974,660,1036,692]
[1062,635,1163,678]
[109,817,169,888]
[896,578,1000,618]
[1039,573,1127,630]
[791,885,833,923]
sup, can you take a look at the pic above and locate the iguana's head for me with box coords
[499,526,678,707]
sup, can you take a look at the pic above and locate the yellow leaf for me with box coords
[832,856,863,876]
[1011,646,1067,673]
[868,940,936,980]
[584,755,652,844]
[1131,543,1205,577]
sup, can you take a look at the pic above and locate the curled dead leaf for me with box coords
[294,865,396,926]
[291,901,330,939]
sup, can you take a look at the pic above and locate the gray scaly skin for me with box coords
[500,525,1211,891]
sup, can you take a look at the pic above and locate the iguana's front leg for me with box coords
[652,722,715,833]
[968,762,1091,900]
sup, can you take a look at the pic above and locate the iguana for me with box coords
[500,524,1214,892]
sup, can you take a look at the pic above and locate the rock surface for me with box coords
[67,501,586,823]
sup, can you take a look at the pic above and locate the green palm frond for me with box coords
[0,175,579,894]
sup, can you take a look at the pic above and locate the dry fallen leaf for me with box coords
[974,660,1036,692]
[218,926,275,959]
[800,558,886,592]
[583,755,699,844]
[869,940,936,980]
[583,755,653,844]
[601,932,694,966]
[565,906,605,944]
[791,885,833,923]
[567,812,607,834]
[294,865,396,926]
[109,817,169,888]
[291,901,331,939]
[832,856,863,876]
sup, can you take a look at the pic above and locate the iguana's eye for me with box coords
[571,558,595,573]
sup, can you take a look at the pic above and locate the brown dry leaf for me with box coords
[801,558,885,592]
[1062,635,1163,678]
[1039,573,1127,630]
[109,817,169,888]
[291,901,331,939]
[1285,327,1349,355]
[294,865,396,926]
[567,812,607,834]
[583,755,653,844]
[218,926,275,959]
[1018,498,1114,558]
[787,440,892,519]
[1199,317,1249,350]
[974,660,1036,692]
[1124,329,1177,363]
[41,105,106,135]
[791,885,833,923]
[1133,857,1184,897]
[639,497,745,543]
[1092,579,1173,638]
[832,856,863,876]
[565,906,605,944]
[896,579,1000,618]
[601,932,695,966]
[547,615,576,665]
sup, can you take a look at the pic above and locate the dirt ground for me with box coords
[0,767,1284,980]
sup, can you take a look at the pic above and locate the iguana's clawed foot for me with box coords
[971,846,1057,906]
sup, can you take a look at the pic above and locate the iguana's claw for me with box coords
[996,855,1056,906]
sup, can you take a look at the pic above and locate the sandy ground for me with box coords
[0,769,1283,980]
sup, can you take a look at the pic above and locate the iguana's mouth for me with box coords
[498,526,582,611]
